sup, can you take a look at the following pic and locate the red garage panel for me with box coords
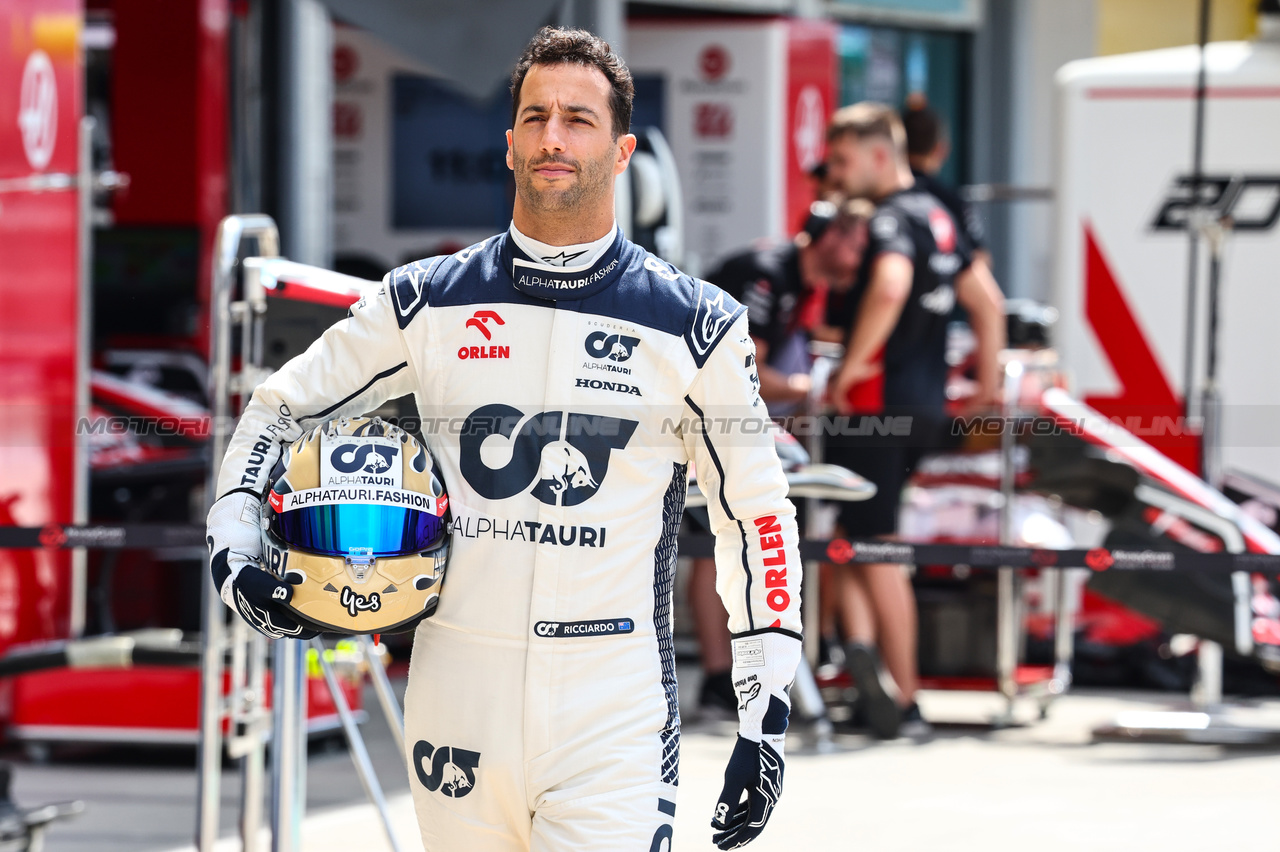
[0,0,84,659]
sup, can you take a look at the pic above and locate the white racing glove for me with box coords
[206,490,316,640]
[711,630,802,849]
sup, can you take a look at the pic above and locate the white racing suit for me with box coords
[214,229,803,850]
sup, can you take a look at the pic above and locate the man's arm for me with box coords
[830,252,913,414]
[682,310,801,848]
[954,257,1006,410]
[216,282,417,500]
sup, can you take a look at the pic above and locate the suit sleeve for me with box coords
[214,280,419,499]
[682,308,802,742]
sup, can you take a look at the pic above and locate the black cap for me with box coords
[1261,0,1280,16]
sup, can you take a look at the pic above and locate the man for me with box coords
[689,197,871,718]
[823,102,1005,738]
[205,27,800,851]
[710,196,872,415]
[902,99,991,269]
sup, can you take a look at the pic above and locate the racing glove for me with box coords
[711,630,801,849]
[206,490,317,641]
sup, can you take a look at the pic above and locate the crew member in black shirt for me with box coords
[710,196,872,414]
[686,196,872,718]
[823,102,1006,738]
[902,98,990,269]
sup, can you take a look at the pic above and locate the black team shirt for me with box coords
[827,186,973,414]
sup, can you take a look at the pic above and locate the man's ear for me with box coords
[506,129,514,172]
[614,133,638,176]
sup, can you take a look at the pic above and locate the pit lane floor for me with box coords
[18,673,1280,852]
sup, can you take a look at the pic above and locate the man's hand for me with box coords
[829,360,881,416]
[207,491,317,641]
[710,631,800,848]
[711,735,785,849]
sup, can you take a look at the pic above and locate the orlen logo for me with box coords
[755,515,790,614]
[699,44,729,81]
[459,404,637,507]
[459,310,509,360]
[584,331,639,362]
[465,310,504,340]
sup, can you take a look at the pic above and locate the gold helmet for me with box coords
[260,416,450,635]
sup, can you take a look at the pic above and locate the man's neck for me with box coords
[874,166,915,202]
[511,201,616,246]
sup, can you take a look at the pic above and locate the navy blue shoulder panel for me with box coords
[682,278,746,368]
[577,245,699,337]
[389,235,546,327]
[388,254,446,330]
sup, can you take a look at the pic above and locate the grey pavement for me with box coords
[19,677,1280,852]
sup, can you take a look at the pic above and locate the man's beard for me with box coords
[513,148,614,214]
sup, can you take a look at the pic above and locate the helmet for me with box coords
[260,416,450,635]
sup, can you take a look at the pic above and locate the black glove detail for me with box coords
[214,547,318,641]
[710,735,784,849]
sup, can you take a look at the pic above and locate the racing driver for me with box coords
[206,26,802,851]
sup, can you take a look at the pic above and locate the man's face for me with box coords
[814,217,868,289]
[506,63,631,215]
[825,134,877,199]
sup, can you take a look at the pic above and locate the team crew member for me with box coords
[206,28,801,851]
[823,102,1005,739]
[688,197,871,719]
[902,99,990,269]
[709,196,871,416]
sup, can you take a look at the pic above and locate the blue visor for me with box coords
[270,503,446,557]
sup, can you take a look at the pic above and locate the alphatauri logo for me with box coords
[459,404,637,506]
[330,443,396,475]
[321,436,402,488]
[585,331,639,363]
[413,741,480,798]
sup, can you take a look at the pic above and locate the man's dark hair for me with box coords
[903,104,944,158]
[510,26,634,139]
